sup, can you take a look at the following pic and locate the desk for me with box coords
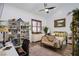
[0,41,18,56]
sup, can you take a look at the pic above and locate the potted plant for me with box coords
[43,26,48,35]
[68,8,79,56]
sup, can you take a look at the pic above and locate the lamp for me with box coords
[8,32,11,35]
[18,31,20,34]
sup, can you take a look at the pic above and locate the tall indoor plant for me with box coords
[43,26,48,35]
[68,8,79,56]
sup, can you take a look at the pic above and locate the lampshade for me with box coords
[18,31,20,34]
[8,32,11,35]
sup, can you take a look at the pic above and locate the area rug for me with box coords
[29,45,62,56]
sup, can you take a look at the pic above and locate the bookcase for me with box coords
[8,18,29,48]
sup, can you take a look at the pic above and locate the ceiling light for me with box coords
[45,9,49,13]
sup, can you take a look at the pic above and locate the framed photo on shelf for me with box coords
[54,18,66,27]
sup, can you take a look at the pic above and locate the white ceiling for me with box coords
[6,3,79,19]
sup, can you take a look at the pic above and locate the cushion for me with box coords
[55,37,65,42]
[46,35,55,42]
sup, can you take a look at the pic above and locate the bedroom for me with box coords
[0,3,79,56]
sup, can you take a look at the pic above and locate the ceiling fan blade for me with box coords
[46,7,55,9]
[39,9,45,11]
[44,3,47,8]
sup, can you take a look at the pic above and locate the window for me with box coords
[31,19,42,34]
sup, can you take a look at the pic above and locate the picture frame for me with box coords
[54,18,66,27]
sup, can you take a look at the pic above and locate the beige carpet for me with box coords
[29,45,62,56]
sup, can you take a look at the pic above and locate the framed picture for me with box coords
[54,18,66,27]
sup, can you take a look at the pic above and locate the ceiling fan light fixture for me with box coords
[39,3,55,13]
[45,9,49,13]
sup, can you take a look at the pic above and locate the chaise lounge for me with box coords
[41,31,67,48]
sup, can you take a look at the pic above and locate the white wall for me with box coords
[1,4,46,42]
[51,8,72,34]
[0,3,4,18]
[46,4,79,35]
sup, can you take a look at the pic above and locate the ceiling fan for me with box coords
[39,3,56,13]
